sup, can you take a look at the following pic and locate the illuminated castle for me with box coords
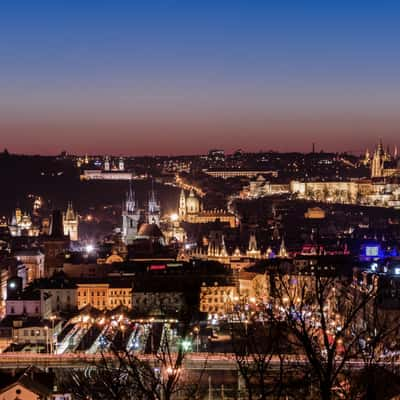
[370,140,400,178]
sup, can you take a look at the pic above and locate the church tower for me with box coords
[122,181,140,244]
[148,182,161,225]
[118,156,125,171]
[104,156,110,171]
[63,202,79,241]
[278,237,288,258]
[246,232,261,258]
[371,140,385,178]
[178,189,186,221]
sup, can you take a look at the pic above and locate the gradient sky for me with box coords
[1,0,400,155]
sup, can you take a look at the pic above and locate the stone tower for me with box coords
[178,189,186,221]
[371,140,385,178]
[63,202,79,241]
[122,181,140,244]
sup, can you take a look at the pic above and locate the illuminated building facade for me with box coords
[77,281,132,310]
[8,209,39,237]
[178,189,237,227]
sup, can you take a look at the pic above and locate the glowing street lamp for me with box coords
[85,244,94,253]
[181,339,192,352]
[170,213,179,223]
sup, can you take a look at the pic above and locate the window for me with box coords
[10,307,15,314]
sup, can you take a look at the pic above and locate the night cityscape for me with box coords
[1,1,400,399]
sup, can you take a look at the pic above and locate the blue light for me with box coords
[366,246,379,257]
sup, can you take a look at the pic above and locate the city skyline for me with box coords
[1,1,400,155]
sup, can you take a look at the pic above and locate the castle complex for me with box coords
[241,140,400,209]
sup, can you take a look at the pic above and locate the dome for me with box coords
[137,223,164,238]
[186,190,200,213]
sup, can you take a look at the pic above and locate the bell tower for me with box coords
[63,202,79,241]
[178,189,186,221]
[122,181,140,244]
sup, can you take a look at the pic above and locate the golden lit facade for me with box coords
[77,282,132,310]
[199,284,238,315]
[8,208,39,237]
[178,189,237,227]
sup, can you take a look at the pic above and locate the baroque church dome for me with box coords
[186,190,200,214]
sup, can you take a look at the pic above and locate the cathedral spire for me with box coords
[126,180,136,213]
[220,235,228,257]
[278,237,288,258]
[248,232,258,252]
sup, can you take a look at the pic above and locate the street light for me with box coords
[193,327,200,352]
[181,339,192,352]
[50,315,56,354]
[44,326,49,353]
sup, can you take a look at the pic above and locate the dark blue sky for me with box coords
[1,1,399,155]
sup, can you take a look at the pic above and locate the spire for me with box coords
[278,237,288,258]
[65,202,75,221]
[248,232,258,252]
[179,189,186,220]
[148,180,157,212]
[126,180,136,213]
[220,235,228,257]
[265,246,273,258]
[378,138,383,154]
[233,246,242,257]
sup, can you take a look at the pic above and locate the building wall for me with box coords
[0,383,42,400]
[77,283,132,310]
[40,288,77,313]
[132,292,184,314]
[77,284,108,310]
[16,254,45,283]
[6,297,52,318]
[108,287,132,309]
[199,285,238,315]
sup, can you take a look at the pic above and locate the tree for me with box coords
[270,269,400,400]
[64,322,206,400]
[230,316,309,400]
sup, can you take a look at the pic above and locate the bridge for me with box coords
[0,352,396,371]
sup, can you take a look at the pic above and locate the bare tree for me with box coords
[63,322,205,400]
[270,268,400,400]
[230,315,309,400]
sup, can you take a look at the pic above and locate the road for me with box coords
[0,352,398,371]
